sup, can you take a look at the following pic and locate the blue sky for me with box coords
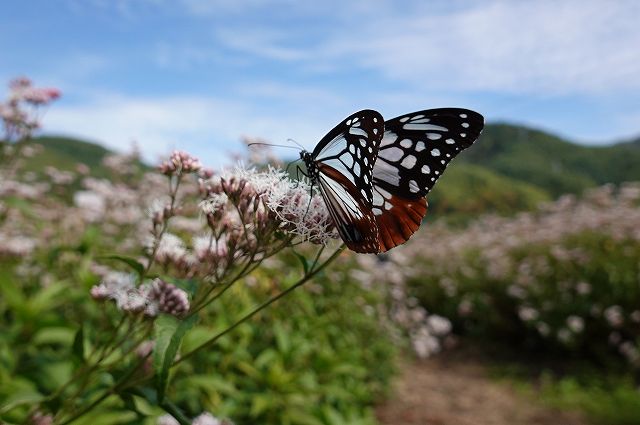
[2,0,639,164]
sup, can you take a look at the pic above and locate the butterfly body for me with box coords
[296,110,383,253]
[303,108,484,254]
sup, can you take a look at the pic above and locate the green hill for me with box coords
[10,125,640,219]
[17,135,113,178]
[461,124,640,197]
[15,135,150,180]
[428,163,550,221]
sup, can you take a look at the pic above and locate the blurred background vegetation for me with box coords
[2,121,640,424]
[2,1,640,422]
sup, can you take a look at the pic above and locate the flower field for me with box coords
[388,184,640,368]
[1,78,640,425]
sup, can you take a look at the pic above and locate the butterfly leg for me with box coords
[295,165,310,187]
[285,158,300,178]
[302,179,315,222]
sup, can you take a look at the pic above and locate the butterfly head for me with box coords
[300,150,318,180]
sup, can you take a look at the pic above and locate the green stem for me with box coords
[56,319,153,420]
[190,238,291,315]
[56,355,148,425]
[54,244,345,423]
[143,174,182,279]
[159,400,191,425]
[174,244,345,366]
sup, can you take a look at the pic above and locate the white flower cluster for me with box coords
[0,232,36,257]
[91,273,190,318]
[75,177,148,226]
[379,183,640,365]
[353,255,454,359]
[200,165,337,245]
[237,165,336,244]
[159,150,202,176]
[1,77,60,141]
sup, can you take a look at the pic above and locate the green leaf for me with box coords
[99,255,145,280]
[159,400,191,425]
[285,408,325,425]
[293,251,310,275]
[250,394,273,417]
[273,323,291,353]
[0,381,43,415]
[0,277,25,310]
[29,282,68,314]
[32,327,75,346]
[41,361,73,391]
[181,326,213,352]
[255,348,278,369]
[235,360,261,380]
[118,392,138,414]
[322,406,346,425]
[72,324,85,361]
[153,314,198,403]
[71,409,138,425]
[125,386,158,405]
[181,375,238,395]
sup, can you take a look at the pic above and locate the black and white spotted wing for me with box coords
[372,108,484,252]
[301,109,384,253]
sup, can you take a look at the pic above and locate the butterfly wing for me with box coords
[312,110,384,253]
[372,108,484,252]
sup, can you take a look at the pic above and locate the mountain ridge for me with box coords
[17,123,640,218]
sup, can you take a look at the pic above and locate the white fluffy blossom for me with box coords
[157,415,179,425]
[153,233,191,265]
[604,305,624,327]
[566,315,585,333]
[0,233,36,256]
[91,274,189,318]
[536,322,550,337]
[517,306,539,322]
[411,326,442,358]
[200,193,228,215]
[158,412,230,425]
[426,315,452,336]
[557,328,573,344]
[203,165,337,244]
[192,413,222,425]
[74,190,106,222]
[90,271,135,299]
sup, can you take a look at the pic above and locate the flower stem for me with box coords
[143,174,182,279]
[56,355,148,425]
[174,244,345,366]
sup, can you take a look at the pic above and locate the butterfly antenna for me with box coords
[247,142,301,150]
[286,138,305,150]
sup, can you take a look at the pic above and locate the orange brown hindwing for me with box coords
[376,195,427,252]
[317,163,380,254]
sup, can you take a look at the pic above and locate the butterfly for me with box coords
[300,108,484,254]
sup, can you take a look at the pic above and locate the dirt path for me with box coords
[376,352,588,425]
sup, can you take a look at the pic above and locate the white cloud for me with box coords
[72,0,640,95]
[46,95,248,162]
[215,27,309,62]
[233,81,344,105]
[34,0,639,151]
[215,0,640,96]
[365,1,640,94]
[44,92,350,165]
